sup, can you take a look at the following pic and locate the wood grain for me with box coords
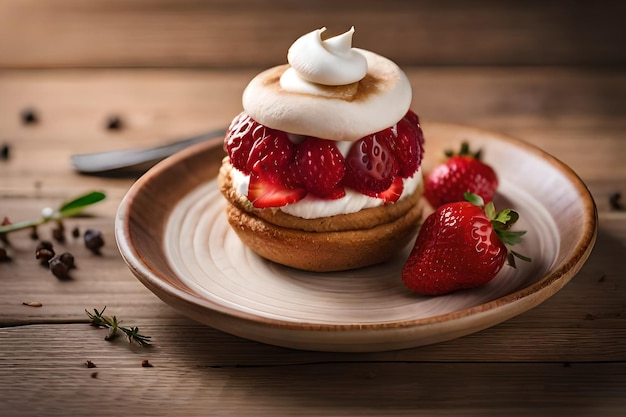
[0,48,625,415]
[1,355,625,416]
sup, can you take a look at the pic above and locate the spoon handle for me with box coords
[71,128,226,176]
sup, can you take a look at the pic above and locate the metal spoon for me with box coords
[70,128,226,176]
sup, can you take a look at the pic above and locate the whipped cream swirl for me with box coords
[281,27,367,91]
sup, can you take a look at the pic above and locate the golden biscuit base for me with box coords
[218,159,424,272]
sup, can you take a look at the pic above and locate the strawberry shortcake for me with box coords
[218,27,425,271]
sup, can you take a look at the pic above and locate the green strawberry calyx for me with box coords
[464,192,532,267]
[444,141,483,160]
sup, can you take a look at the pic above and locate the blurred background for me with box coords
[1,0,624,68]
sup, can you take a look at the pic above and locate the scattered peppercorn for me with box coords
[52,222,66,243]
[35,248,55,265]
[106,115,123,130]
[72,227,80,238]
[29,226,39,240]
[141,359,153,368]
[91,372,98,379]
[35,241,55,267]
[37,240,53,251]
[49,255,71,279]
[1,143,9,160]
[84,229,104,254]
[0,247,11,262]
[21,108,38,125]
[85,360,97,368]
[609,192,624,211]
[59,252,76,269]
[35,242,55,267]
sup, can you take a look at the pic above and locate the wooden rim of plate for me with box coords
[116,122,597,338]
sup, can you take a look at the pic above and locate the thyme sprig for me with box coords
[0,191,106,235]
[86,306,152,347]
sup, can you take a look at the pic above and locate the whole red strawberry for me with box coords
[402,193,529,295]
[424,142,498,208]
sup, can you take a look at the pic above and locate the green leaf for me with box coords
[507,210,519,225]
[492,209,519,230]
[58,191,106,217]
[493,208,510,223]
[496,229,527,245]
[1,191,106,236]
[511,250,532,263]
[495,210,516,227]
[464,192,484,207]
[484,201,496,220]
[85,306,151,347]
[0,218,44,234]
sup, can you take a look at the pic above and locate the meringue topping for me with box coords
[242,55,411,141]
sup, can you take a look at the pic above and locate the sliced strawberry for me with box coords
[343,132,399,194]
[247,174,307,208]
[390,111,424,178]
[294,138,346,199]
[246,129,296,185]
[374,176,404,202]
[224,112,257,172]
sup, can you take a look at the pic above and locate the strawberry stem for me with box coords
[446,141,482,159]
[463,192,531,264]
[464,192,485,207]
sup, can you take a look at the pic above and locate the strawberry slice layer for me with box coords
[247,175,307,208]
[372,176,404,202]
[343,132,399,194]
[294,138,346,199]
[226,110,425,207]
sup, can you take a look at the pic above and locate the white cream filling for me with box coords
[230,167,423,220]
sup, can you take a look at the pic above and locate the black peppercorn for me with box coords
[71,227,80,238]
[49,255,71,280]
[84,229,104,254]
[106,115,123,130]
[0,247,11,262]
[21,108,38,125]
[37,240,54,251]
[609,192,624,211]
[35,241,55,267]
[1,143,9,160]
[36,248,55,266]
[59,252,75,269]
[52,222,65,243]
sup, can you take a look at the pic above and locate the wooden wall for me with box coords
[0,0,624,69]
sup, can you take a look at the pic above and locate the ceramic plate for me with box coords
[116,123,597,352]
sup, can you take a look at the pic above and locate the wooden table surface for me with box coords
[1,2,626,416]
